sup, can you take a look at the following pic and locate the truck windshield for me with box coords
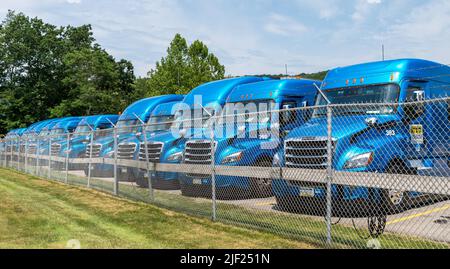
[178,108,214,128]
[117,119,139,134]
[50,128,65,135]
[39,130,50,136]
[146,115,175,132]
[313,84,400,117]
[74,125,91,135]
[219,100,274,125]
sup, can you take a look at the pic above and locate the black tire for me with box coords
[83,167,89,177]
[381,162,413,214]
[135,176,149,188]
[250,158,273,198]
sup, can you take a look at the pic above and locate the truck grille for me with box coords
[86,144,102,157]
[184,140,214,178]
[285,138,335,169]
[139,142,163,162]
[117,143,136,159]
[51,143,61,156]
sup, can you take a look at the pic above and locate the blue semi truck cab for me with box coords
[178,78,320,199]
[2,128,26,161]
[139,76,266,190]
[273,59,450,215]
[38,117,83,165]
[24,119,61,155]
[56,114,119,170]
[86,95,184,177]
[117,100,184,183]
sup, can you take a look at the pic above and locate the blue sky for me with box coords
[1,0,449,77]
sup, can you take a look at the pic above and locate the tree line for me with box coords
[0,11,326,135]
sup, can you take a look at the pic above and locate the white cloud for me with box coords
[264,13,308,36]
[66,0,81,4]
[352,0,382,22]
[389,0,450,40]
[0,0,448,77]
[296,0,342,20]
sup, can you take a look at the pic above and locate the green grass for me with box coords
[0,167,315,249]
[10,166,450,249]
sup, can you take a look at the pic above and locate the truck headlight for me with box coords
[221,151,243,164]
[344,152,374,169]
[167,151,183,161]
[273,153,281,166]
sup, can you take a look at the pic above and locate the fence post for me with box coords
[2,140,5,168]
[10,139,13,168]
[113,126,118,195]
[87,130,94,188]
[210,119,217,221]
[17,137,21,170]
[48,136,52,179]
[36,136,40,176]
[17,137,21,171]
[325,105,333,246]
[142,123,154,201]
[24,136,29,173]
[1,140,3,167]
[65,132,70,184]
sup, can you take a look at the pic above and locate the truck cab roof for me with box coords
[182,76,265,107]
[40,117,72,133]
[323,58,450,90]
[78,114,119,128]
[26,118,60,135]
[227,79,321,103]
[151,101,184,117]
[119,95,184,122]
[5,128,26,138]
[52,117,83,133]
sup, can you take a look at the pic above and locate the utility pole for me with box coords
[285,64,288,77]
[382,44,385,61]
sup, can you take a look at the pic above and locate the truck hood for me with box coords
[93,133,135,145]
[286,114,400,140]
[119,135,140,145]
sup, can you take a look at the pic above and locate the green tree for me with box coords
[0,11,136,134]
[50,47,123,116]
[0,11,69,133]
[144,34,225,97]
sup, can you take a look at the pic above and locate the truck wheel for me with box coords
[135,176,149,188]
[83,167,89,177]
[250,158,273,198]
[382,163,412,214]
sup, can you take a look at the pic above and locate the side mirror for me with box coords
[281,104,294,124]
[404,89,425,121]
[179,129,187,137]
[365,117,378,127]
[413,90,425,102]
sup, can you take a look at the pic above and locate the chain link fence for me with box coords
[1,97,449,249]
